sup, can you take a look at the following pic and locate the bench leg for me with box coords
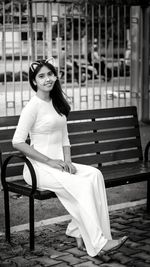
[147,179,150,212]
[29,195,35,250]
[4,189,10,242]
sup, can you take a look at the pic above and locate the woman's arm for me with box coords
[12,101,67,171]
[62,119,77,174]
[63,146,77,174]
[63,145,71,162]
[13,142,50,164]
[13,142,67,171]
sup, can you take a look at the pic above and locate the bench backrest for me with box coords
[0,106,143,178]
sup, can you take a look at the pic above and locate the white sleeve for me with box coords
[12,101,37,145]
[62,121,70,147]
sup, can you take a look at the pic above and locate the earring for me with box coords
[33,80,36,85]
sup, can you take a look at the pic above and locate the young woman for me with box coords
[12,58,128,257]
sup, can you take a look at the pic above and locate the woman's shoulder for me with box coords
[24,95,39,107]
[21,95,39,114]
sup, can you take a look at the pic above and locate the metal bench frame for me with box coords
[1,106,150,250]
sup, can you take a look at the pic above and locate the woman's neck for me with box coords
[36,91,51,102]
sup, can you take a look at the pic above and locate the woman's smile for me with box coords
[35,66,57,92]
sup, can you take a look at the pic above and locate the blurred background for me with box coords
[0,0,150,121]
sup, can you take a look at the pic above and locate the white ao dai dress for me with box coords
[12,95,112,257]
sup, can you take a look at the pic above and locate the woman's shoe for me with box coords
[77,246,86,252]
[98,236,128,256]
[76,237,86,252]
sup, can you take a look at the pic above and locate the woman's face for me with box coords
[34,65,57,93]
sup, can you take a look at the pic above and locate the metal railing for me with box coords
[0,0,147,119]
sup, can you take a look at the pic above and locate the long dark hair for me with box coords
[29,59,70,117]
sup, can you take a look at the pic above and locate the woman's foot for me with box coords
[76,237,86,252]
[98,236,128,256]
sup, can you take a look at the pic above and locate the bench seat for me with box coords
[6,180,56,200]
[102,161,150,187]
[6,161,150,199]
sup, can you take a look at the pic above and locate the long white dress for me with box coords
[12,95,112,257]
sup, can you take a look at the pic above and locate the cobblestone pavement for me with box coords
[0,205,150,267]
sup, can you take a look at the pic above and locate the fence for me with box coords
[0,0,149,119]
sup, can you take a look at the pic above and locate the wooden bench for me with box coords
[1,106,150,250]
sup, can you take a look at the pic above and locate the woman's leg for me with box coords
[55,164,112,257]
[66,217,86,250]
[24,162,125,257]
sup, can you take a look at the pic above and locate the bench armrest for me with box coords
[1,154,37,195]
[144,141,150,162]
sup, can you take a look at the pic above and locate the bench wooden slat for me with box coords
[7,180,56,200]
[71,139,141,155]
[0,129,16,140]
[68,106,137,120]
[101,162,150,186]
[68,117,138,132]
[69,128,140,144]
[0,142,15,153]
[0,116,19,127]
[2,154,25,163]
[4,165,24,177]
[0,139,30,153]
[72,149,141,165]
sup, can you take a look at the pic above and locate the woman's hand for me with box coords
[65,161,77,174]
[47,159,77,174]
[47,159,67,171]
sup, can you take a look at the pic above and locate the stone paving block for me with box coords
[111,252,132,264]
[119,245,140,255]
[11,256,30,267]
[0,252,13,261]
[141,238,150,244]
[112,217,127,224]
[35,256,62,266]
[66,247,87,257]
[111,229,119,235]
[54,234,68,242]
[111,223,129,230]
[130,222,150,229]
[129,261,150,267]
[100,263,127,267]
[74,260,99,267]
[124,227,147,235]
[0,260,16,267]
[56,254,85,265]
[51,263,70,267]
[56,244,74,252]
[81,255,103,265]
[11,245,25,257]
[25,258,43,267]
[96,254,111,263]
[144,232,150,237]
[124,240,141,249]
[25,255,39,260]
[44,247,69,258]
[131,251,150,262]
[30,245,46,256]
[127,234,146,242]
[139,244,150,253]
